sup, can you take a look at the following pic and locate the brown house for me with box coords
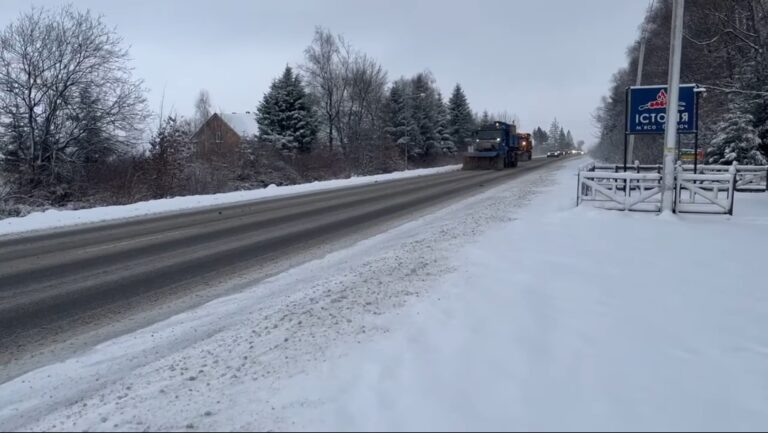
[192,112,259,159]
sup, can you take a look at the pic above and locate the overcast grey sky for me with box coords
[2,0,649,143]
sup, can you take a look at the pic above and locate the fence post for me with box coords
[635,160,640,173]
[729,164,737,215]
[764,165,768,192]
[674,164,683,214]
[577,170,582,207]
[624,174,630,211]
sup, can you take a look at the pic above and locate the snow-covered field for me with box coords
[0,165,460,237]
[2,159,767,431]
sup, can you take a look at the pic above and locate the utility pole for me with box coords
[627,0,653,165]
[662,0,685,213]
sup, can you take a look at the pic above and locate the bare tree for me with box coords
[302,27,352,153]
[0,6,148,189]
[491,110,521,127]
[684,1,765,55]
[194,89,212,130]
[340,53,388,165]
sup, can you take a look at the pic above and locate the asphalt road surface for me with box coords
[0,157,564,383]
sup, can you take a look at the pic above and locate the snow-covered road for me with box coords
[2,158,768,431]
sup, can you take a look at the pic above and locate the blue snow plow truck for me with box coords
[462,121,532,170]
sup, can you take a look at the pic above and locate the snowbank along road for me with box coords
[0,157,564,383]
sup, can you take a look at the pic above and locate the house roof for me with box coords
[219,112,259,138]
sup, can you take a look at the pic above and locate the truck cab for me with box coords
[466,121,520,169]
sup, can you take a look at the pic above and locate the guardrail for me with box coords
[577,171,663,212]
[680,164,767,192]
[675,166,736,215]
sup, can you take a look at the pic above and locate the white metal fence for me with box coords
[577,171,663,212]
[675,166,736,214]
[577,162,749,214]
[681,164,767,192]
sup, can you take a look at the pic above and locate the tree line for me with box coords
[531,118,583,154]
[0,6,513,216]
[591,0,768,165]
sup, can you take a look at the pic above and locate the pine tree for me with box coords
[751,65,768,157]
[757,107,768,157]
[435,92,456,155]
[532,127,549,151]
[256,66,317,153]
[74,86,107,164]
[480,110,490,125]
[566,130,575,150]
[558,127,567,150]
[410,72,439,158]
[447,84,474,152]
[385,80,419,157]
[547,118,561,151]
[286,71,317,153]
[706,95,766,165]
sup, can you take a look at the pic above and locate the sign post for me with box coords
[693,87,707,173]
[662,0,685,213]
[623,88,629,172]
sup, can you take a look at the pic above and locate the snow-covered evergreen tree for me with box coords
[256,66,317,153]
[286,71,317,153]
[435,92,456,155]
[532,127,549,151]
[410,72,439,158]
[385,73,456,159]
[706,95,766,165]
[757,105,768,157]
[447,84,474,151]
[566,130,575,150]
[73,86,108,164]
[480,110,491,125]
[750,63,768,157]
[385,79,419,156]
[558,127,567,150]
[546,118,561,151]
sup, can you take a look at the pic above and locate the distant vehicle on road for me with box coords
[547,151,562,158]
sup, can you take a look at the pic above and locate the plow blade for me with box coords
[462,155,504,170]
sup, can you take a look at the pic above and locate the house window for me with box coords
[215,129,223,143]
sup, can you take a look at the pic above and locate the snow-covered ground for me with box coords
[0,165,460,237]
[2,159,767,431]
